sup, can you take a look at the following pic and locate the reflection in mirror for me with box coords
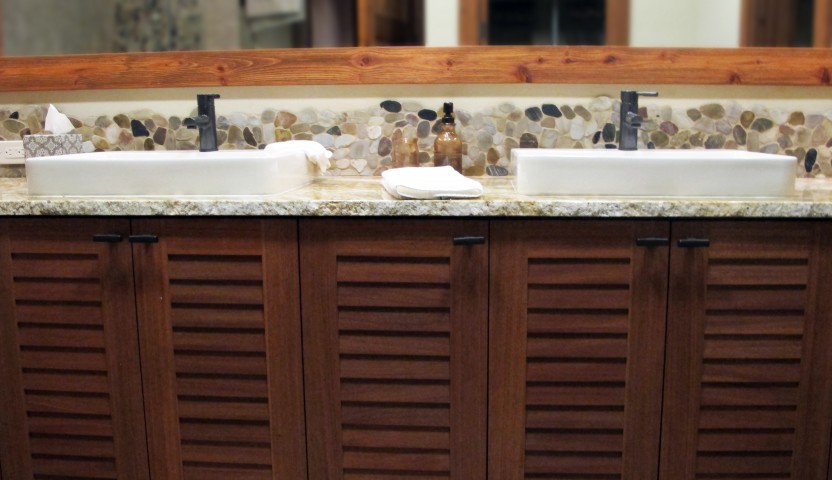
[1,0,830,56]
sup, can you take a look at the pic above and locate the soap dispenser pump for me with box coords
[434,102,463,173]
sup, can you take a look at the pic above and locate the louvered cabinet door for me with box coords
[0,218,149,480]
[489,220,670,480]
[300,219,488,480]
[661,221,832,480]
[131,219,306,480]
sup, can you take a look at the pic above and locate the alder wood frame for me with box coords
[0,46,830,92]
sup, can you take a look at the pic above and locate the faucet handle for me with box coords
[636,91,659,97]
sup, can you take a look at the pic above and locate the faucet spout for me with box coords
[185,94,221,152]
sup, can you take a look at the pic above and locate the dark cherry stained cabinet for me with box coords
[2,217,832,480]
[299,219,489,480]
[0,218,306,480]
[489,220,670,480]
[661,221,832,480]
[0,219,149,480]
[132,219,306,480]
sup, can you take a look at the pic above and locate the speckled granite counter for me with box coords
[4,177,832,218]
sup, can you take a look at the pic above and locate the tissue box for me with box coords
[23,134,83,159]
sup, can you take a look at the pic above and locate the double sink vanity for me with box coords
[2,139,832,480]
[2,40,832,478]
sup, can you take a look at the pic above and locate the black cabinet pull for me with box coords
[678,238,710,248]
[92,234,123,243]
[453,236,486,246]
[636,237,669,247]
[129,234,159,244]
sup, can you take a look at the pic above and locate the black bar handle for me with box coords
[636,237,669,247]
[92,234,123,243]
[453,236,486,246]
[129,234,159,244]
[678,238,710,248]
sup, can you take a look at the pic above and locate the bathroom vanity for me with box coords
[1,176,831,480]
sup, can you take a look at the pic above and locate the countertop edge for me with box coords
[3,177,832,218]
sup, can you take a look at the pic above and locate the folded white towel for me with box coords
[381,166,484,200]
[264,140,332,173]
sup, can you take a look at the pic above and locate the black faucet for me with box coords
[183,94,221,152]
[619,90,658,151]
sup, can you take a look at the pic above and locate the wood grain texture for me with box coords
[133,218,306,480]
[660,221,832,480]
[489,219,669,480]
[1,46,831,92]
[0,218,149,480]
[300,219,488,480]
[605,0,630,46]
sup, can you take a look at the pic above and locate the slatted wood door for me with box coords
[300,219,488,480]
[661,221,832,480]
[489,219,670,480]
[0,218,149,480]
[132,219,306,480]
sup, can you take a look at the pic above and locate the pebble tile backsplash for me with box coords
[2,96,830,179]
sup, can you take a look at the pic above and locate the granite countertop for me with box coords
[4,176,832,218]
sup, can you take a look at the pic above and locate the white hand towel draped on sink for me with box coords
[381,166,484,200]
[264,140,332,173]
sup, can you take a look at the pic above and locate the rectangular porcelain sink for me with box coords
[26,149,315,196]
[513,148,797,197]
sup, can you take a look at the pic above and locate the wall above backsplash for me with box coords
[1,85,831,180]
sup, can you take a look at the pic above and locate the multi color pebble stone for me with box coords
[525,107,543,122]
[519,133,538,148]
[750,118,775,132]
[130,119,149,137]
[380,100,402,113]
[418,109,438,121]
[542,104,562,118]
[805,148,818,172]
[602,123,616,142]
[733,126,747,146]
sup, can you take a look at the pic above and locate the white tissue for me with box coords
[264,140,332,173]
[44,104,75,135]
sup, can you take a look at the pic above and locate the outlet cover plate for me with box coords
[0,140,25,165]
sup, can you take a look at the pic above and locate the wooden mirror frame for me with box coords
[0,46,830,92]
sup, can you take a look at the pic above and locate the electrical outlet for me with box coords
[0,140,25,165]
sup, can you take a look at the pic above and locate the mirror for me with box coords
[2,0,830,56]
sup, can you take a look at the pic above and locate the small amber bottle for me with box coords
[434,102,463,173]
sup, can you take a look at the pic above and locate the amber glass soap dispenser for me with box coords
[434,102,463,173]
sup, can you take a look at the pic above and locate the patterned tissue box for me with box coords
[23,134,83,159]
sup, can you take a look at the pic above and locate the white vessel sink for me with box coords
[26,149,315,196]
[513,148,797,197]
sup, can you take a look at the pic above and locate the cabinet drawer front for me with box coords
[0,218,148,480]
[300,219,489,480]
[489,219,670,480]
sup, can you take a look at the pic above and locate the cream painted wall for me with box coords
[2,85,831,121]
[425,0,460,47]
[630,0,741,47]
